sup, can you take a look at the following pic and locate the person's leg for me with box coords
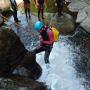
[33,46,45,54]
[44,46,53,64]
[28,8,31,18]
[24,3,28,18]
[38,4,41,20]
[27,3,31,18]
[13,9,19,22]
[25,8,28,18]
[57,3,60,16]
[41,4,44,19]
[60,3,63,15]
[44,46,53,69]
[44,51,50,64]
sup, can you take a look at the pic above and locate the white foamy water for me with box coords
[36,35,85,90]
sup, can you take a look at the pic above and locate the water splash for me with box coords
[36,35,85,90]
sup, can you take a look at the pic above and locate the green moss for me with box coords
[30,1,37,12]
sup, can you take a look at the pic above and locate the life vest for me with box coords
[51,27,59,42]
[40,29,49,41]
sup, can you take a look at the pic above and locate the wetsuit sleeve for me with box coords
[42,30,54,45]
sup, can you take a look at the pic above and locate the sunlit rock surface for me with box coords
[0,28,41,80]
[66,0,90,32]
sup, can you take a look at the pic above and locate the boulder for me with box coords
[0,28,42,80]
[66,0,90,33]
[67,1,87,12]
[48,13,75,34]
[0,76,47,90]
[76,6,90,33]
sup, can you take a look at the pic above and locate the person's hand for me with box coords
[39,35,43,42]
[55,3,57,6]
[39,35,41,39]
[64,1,67,4]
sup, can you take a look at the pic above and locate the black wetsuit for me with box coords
[34,28,53,64]
[56,0,63,16]
[10,0,19,22]
[37,0,45,20]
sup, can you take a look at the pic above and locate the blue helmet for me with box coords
[34,21,44,31]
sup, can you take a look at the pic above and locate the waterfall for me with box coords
[37,35,85,90]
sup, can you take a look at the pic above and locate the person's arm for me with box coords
[42,30,54,45]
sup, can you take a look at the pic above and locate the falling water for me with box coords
[36,34,86,90]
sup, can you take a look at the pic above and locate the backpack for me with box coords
[51,27,59,42]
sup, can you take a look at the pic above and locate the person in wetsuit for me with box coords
[34,21,54,68]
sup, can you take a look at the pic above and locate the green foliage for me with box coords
[45,0,56,13]
[30,1,37,12]
[30,0,56,13]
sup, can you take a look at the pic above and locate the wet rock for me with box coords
[0,76,47,90]
[20,52,42,80]
[0,13,4,26]
[76,6,90,33]
[0,28,42,80]
[66,0,90,33]
[48,13,75,34]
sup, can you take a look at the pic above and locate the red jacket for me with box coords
[40,28,54,46]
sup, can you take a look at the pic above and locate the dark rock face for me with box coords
[0,28,42,80]
[0,76,47,90]
[21,52,42,80]
[0,14,4,26]
[68,26,90,79]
